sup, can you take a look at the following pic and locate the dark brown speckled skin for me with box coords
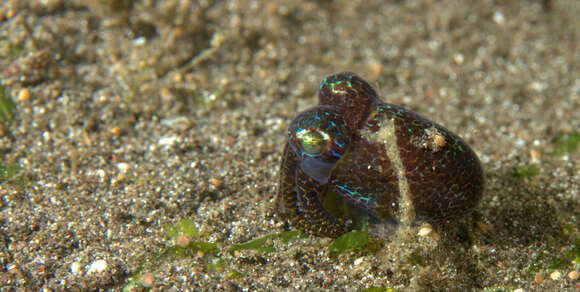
[277,72,484,238]
[370,104,484,221]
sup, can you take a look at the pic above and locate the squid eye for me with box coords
[288,105,348,161]
[300,130,329,156]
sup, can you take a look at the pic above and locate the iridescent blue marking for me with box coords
[331,150,343,158]
[336,185,370,202]
[334,183,382,221]
[319,77,327,90]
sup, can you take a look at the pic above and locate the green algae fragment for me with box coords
[551,133,580,157]
[228,231,306,254]
[361,288,398,292]
[122,275,141,292]
[278,230,306,243]
[482,285,521,291]
[164,223,179,239]
[0,163,22,182]
[408,251,426,266]
[227,270,243,279]
[124,220,225,290]
[165,218,200,239]
[206,258,227,272]
[176,218,200,237]
[191,241,219,256]
[328,230,371,253]
[549,239,580,269]
[512,165,540,179]
[0,162,30,187]
[229,234,277,254]
[164,219,218,256]
[165,241,219,258]
[0,84,16,127]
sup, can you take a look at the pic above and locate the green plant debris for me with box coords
[228,231,306,254]
[124,219,223,290]
[190,241,219,256]
[206,258,227,272]
[0,163,22,182]
[277,230,305,243]
[164,241,219,257]
[227,270,243,279]
[175,218,200,238]
[0,162,29,187]
[482,286,521,292]
[512,165,540,179]
[0,84,17,127]
[328,230,371,253]
[165,218,200,239]
[229,235,276,254]
[407,251,426,266]
[360,288,398,292]
[6,43,26,57]
[164,223,179,239]
[551,133,580,157]
[528,238,580,278]
[548,239,580,270]
[163,219,219,256]
[122,272,144,292]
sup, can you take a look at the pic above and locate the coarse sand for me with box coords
[1,0,579,290]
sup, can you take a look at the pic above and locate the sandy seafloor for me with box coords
[1,0,579,290]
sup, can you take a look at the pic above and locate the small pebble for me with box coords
[159,88,172,100]
[158,135,179,146]
[417,223,433,236]
[476,222,493,233]
[453,53,464,64]
[141,272,155,287]
[87,259,107,274]
[173,27,185,39]
[433,134,446,148]
[18,88,31,102]
[530,149,540,162]
[70,262,82,276]
[110,126,121,136]
[550,271,562,280]
[568,270,579,281]
[116,162,130,173]
[210,178,223,189]
[177,234,191,248]
[493,10,505,24]
[369,61,383,75]
[83,133,93,146]
[534,272,543,284]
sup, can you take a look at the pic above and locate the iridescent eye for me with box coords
[299,130,329,156]
[287,106,348,162]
